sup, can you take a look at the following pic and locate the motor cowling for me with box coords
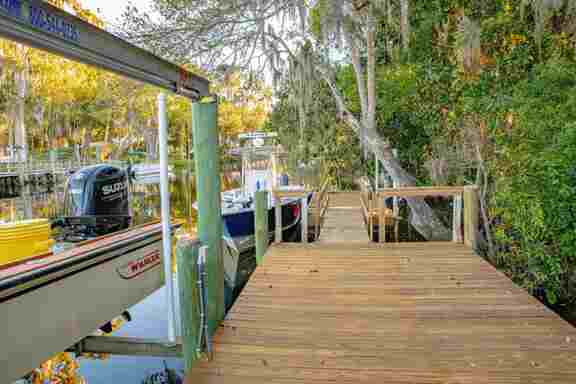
[58,165,131,239]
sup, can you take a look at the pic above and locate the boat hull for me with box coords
[0,222,172,382]
[223,198,302,239]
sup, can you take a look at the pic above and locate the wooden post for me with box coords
[192,100,224,335]
[452,193,463,243]
[368,193,373,241]
[392,149,399,218]
[301,194,308,243]
[315,191,321,240]
[463,186,479,249]
[378,193,386,243]
[375,153,379,191]
[177,238,201,371]
[275,192,282,243]
[255,190,269,265]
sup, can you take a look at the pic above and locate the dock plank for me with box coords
[317,192,368,243]
[186,194,576,383]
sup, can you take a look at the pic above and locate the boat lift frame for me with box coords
[0,1,224,379]
[0,0,209,98]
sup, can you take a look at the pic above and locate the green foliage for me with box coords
[491,59,576,302]
[309,0,325,41]
[267,68,362,190]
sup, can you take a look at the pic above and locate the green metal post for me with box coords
[177,238,200,371]
[192,101,224,335]
[255,191,269,265]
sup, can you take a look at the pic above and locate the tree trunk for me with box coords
[343,27,369,159]
[366,12,377,162]
[319,68,451,240]
[401,0,411,53]
[14,66,27,162]
[321,10,448,240]
[366,12,377,134]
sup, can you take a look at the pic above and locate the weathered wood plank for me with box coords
[317,192,368,243]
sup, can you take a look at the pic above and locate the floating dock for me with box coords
[186,192,576,383]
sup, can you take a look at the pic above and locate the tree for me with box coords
[268,57,363,190]
[120,0,449,239]
[0,0,103,160]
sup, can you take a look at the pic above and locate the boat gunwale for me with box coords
[0,220,183,300]
[0,220,162,272]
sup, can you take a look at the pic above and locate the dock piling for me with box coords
[452,193,463,243]
[463,185,479,249]
[275,194,282,243]
[301,195,308,243]
[176,238,201,370]
[255,190,269,265]
[191,100,224,336]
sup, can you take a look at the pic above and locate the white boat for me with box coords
[0,220,180,382]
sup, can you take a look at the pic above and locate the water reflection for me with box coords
[0,167,198,228]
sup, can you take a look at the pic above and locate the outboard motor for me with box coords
[54,164,132,241]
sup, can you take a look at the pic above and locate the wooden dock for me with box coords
[318,192,368,243]
[186,192,576,383]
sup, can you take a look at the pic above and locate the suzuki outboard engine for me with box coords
[55,164,132,241]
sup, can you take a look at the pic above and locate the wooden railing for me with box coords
[272,189,312,244]
[360,190,400,243]
[360,185,479,247]
[252,182,331,249]
[309,178,331,239]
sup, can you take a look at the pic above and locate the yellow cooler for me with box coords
[0,219,54,266]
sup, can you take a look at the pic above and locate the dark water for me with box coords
[1,166,237,383]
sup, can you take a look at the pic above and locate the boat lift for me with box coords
[0,0,208,98]
[0,2,222,382]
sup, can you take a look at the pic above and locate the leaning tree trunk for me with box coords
[370,134,451,241]
[320,69,451,240]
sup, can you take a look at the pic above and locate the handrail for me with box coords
[313,179,331,240]
[378,186,465,197]
[272,189,311,244]
[362,186,479,247]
